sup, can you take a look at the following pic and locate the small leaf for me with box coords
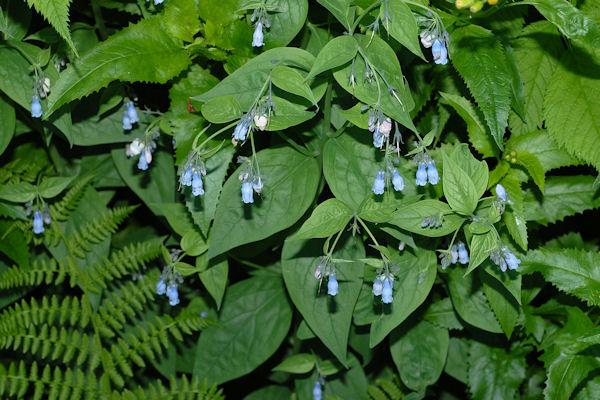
[0,182,37,203]
[390,200,465,237]
[273,353,315,374]
[199,256,228,309]
[465,230,498,275]
[442,151,478,215]
[38,176,75,198]
[271,65,317,105]
[200,95,242,124]
[181,230,207,256]
[297,199,353,239]
[307,35,358,80]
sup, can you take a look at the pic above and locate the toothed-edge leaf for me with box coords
[516,151,545,192]
[479,268,520,339]
[545,47,600,170]
[506,130,579,172]
[449,25,511,150]
[47,16,190,115]
[533,0,600,48]
[26,0,76,55]
[521,248,600,306]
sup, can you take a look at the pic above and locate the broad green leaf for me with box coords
[479,268,520,339]
[383,0,425,60]
[447,267,503,334]
[444,338,469,384]
[272,353,315,374]
[244,385,292,400]
[47,16,190,114]
[186,145,235,236]
[335,103,369,129]
[509,21,562,135]
[317,0,354,31]
[523,175,600,225]
[26,0,76,54]
[521,248,600,306]
[38,176,74,198]
[282,236,364,365]
[0,0,32,40]
[271,65,317,105]
[506,130,578,172]
[440,92,497,158]
[263,95,317,131]
[169,64,219,116]
[0,182,37,202]
[466,230,498,275]
[193,47,315,109]
[517,151,545,192]
[150,202,195,237]
[533,0,600,48]
[111,149,176,216]
[260,0,308,48]
[307,35,358,80]
[358,193,420,224]
[449,25,511,150]
[423,297,464,331]
[333,34,416,132]
[200,95,242,123]
[180,230,208,256]
[199,256,228,309]
[69,112,134,146]
[442,151,478,215]
[0,95,15,156]
[323,354,368,400]
[163,0,199,42]
[545,354,600,400]
[370,249,437,347]
[390,320,449,392]
[297,199,353,239]
[389,200,465,237]
[503,43,526,121]
[208,147,320,259]
[545,47,600,170]
[468,342,527,400]
[192,275,292,384]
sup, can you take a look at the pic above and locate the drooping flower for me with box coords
[490,246,521,272]
[496,184,507,201]
[372,278,384,296]
[123,109,132,130]
[32,211,44,234]
[241,181,254,204]
[252,22,265,47]
[156,278,167,295]
[31,96,42,118]
[420,31,434,48]
[379,118,392,136]
[180,165,193,187]
[416,162,427,186]
[191,171,204,196]
[233,116,251,142]
[327,274,338,296]
[392,170,404,191]
[253,114,268,131]
[252,175,264,194]
[313,382,322,400]
[373,125,385,148]
[457,243,470,264]
[372,170,385,195]
[126,139,144,157]
[503,247,521,270]
[166,284,180,306]
[137,153,148,170]
[126,102,139,124]
[427,161,439,185]
[432,39,448,65]
[450,244,459,264]
[382,279,393,304]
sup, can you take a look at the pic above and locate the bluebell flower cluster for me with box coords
[126,135,157,171]
[156,264,183,307]
[415,160,439,186]
[32,211,44,234]
[420,23,450,65]
[313,381,322,400]
[27,204,51,235]
[31,76,50,118]
[146,0,164,5]
[368,110,392,149]
[421,212,444,229]
[314,256,339,297]
[373,274,394,304]
[372,168,405,195]
[490,246,521,272]
[123,101,140,130]
[238,156,265,204]
[179,152,207,197]
[250,8,271,48]
[493,183,512,214]
[441,241,470,269]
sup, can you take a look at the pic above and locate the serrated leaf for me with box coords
[26,0,76,55]
[307,35,358,80]
[523,175,600,225]
[479,268,519,339]
[449,25,511,150]
[503,43,526,121]
[297,199,353,239]
[440,92,497,158]
[47,16,190,114]
[533,0,600,48]
[506,130,578,172]
[163,0,199,42]
[521,248,600,306]
[517,151,545,192]
[545,47,600,170]
[466,231,498,275]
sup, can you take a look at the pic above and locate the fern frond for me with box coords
[97,278,155,333]
[0,295,90,333]
[48,175,93,222]
[368,375,404,400]
[66,205,137,258]
[0,256,77,290]
[113,375,224,400]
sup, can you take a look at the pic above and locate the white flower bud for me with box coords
[253,114,268,131]
[379,118,392,136]
[126,139,144,157]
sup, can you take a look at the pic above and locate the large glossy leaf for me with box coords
[297,199,353,239]
[282,235,364,364]
[208,147,320,259]
[47,16,190,114]
[449,25,511,150]
[192,275,292,384]
[390,319,448,393]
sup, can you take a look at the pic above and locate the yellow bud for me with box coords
[456,0,475,9]
[510,150,517,157]
[470,1,484,13]
[511,157,517,163]
[488,0,498,5]
[505,155,511,161]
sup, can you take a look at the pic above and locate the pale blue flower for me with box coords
[382,279,393,304]
[123,109,132,130]
[496,184,507,201]
[457,243,469,264]
[327,274,338,296]
[127,102,139,124]
[167,284,179,306]
[156,278,166,295]
[233,117,250,141]
[31,96,42,118]
[373,126,384,148]
[372,170,385,195]
[372,278,383,296]
[450,244,459,264]
[180,166,193,186]
[252,22,265,47]
[392,170,404,191]
[137,154,148,170]
[313,382,322,400]
[241,181,254,204]
[503,248,521,270]
[32,211,44,234]
[427,161,439,185]
[192,171,204,196]
[432,39,448,65]
[416,162,427,186]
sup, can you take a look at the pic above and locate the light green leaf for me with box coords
[200,95,242,124]
[517,151,545,192]
[503,43,526,121]
[390,320,449,392]
[261,0,308,48]
[335,103,369,129]
[282,236,364,365]
[26,0,76,55]
[440,92,497,158]
[504,210,528,251]
[297,199,353,239]
[264,95,317,131]
[369,250,437,347]
[0,182,37,202]
[47,16,190,114]
[181,230,207,256]
[506,130,578,172]
[38,176,74,198]
[442,151,478,215]
[389,200,465,237]
[468,342,527,400]
[451,144,489,199]
[523,175,600,225]
[521,248,600,306]
[272,353,315,374]
[545,47,600,170]
[466,230,498,275]
[271,65,317,105]
[192,275,292,384]
[447,267,503,334]
[383,0,425,60]
[532,0,600,48]
[307,35,358,80]
[449,25,511,150]
[208,147,320,259]
[163,0,199,42]
[317,0,354,31]
[199,256,228,309]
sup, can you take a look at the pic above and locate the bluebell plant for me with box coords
[30,75,50,118]
[413,152,439,186]
[25,202,51,235]
[156,248,184,306]
[490,246,521,272]
[312,381,322,400]
[314,256,340,297]
[122,101,140,130]
[373,265,396,304]
[125,125,159,171]
[179,151,207,197]
[249,6,271,47]
[416,6,450,65]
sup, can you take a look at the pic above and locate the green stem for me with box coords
[327,229,345,257]
[136,0,151,19]
[351,0,382,34]
[91,0,108,40]
[228,253,281,275]
[250,131,261,177]
[357,217,379,247]
[194,121,237,151]
[322,80,333,136]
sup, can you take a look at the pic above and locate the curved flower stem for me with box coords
[327,228,345,257]
[250,131,261,177]
[193,121,237,151]
[351,0,382,34]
